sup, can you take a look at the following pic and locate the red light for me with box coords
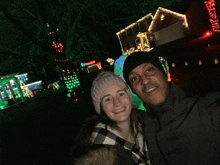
[75,98,78,102]
[74,92,76,95]
[204,31,212,37]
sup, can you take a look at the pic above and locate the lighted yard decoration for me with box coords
[116,7,189,54]
[116,14,154,55]
[62,69,80,93]
[204,0,220,32]
[0,73,25,109]
[20,79,33,98]
[81,60,103,73]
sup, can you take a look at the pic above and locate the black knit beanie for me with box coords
[123,51,167,88]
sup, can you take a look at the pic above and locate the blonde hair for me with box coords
[74,147,117,165]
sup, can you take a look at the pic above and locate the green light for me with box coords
[53,42,55,44]
[0,105,5,110]
[56,29,59,31]
[46,23,50,28]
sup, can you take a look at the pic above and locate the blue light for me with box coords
[81,63,86,67]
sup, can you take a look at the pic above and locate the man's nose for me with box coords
[141,76,150,85]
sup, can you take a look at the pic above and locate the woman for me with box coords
[72,71,150,165]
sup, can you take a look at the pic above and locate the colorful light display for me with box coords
[96,62,102,70]
[53,82,59,91]
[63,70,80,90]
[114,55,127,80]
[20,79,33,98]
[204,0,220,32]
[52,43,64,53]
[55,59,68,62]
[81,60,95,67]
[158,56,171,82]
[106,58,115,66]
[48,31,54,35]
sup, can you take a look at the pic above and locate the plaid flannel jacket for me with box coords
[91,123,150,165]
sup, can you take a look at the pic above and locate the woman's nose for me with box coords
[113,97,121,106]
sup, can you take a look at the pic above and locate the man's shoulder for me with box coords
[198,91,220,108]
[132,108,146,119]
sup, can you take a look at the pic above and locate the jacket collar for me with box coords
[144,82,186,127]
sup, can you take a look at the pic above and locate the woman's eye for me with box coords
[119,92,125,96]
[104,97,111,102]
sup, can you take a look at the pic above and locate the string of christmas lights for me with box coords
[159,56,171,82]
[63,70,80,91]
[204,0,220,32]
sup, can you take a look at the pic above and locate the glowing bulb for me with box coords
[161,14,165,21]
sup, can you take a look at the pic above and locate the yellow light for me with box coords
[148,7,189,32]
[185,62,188,66]
[199,60,202,65]
[116,13,153,55]
[161,14,165,21]
[214,58,218,64]
[172,63,175,67]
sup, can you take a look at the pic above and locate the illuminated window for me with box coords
[161,14,165,21]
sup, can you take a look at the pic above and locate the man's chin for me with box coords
[144,99,166,107]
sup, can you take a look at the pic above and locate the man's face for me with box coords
[128,62,170,106]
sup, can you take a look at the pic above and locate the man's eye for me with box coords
[146,68,155,75]
[131,76,138,82]
[147,68,153,72]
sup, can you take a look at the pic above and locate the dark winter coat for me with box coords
[143,82,220,165]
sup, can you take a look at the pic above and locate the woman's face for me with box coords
[101,85,132,124]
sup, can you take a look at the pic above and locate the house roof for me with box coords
[148,7,188,32]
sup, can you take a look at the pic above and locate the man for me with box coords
[123,51,220,165]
